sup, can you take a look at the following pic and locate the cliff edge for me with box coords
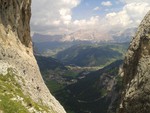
[119,11,150,113]
[0,0,66,112]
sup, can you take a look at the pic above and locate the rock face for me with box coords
[0,0,66,113]
[119,11,150,113]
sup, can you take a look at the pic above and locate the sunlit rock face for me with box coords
[119,11,150,113]
[0,0,66,112]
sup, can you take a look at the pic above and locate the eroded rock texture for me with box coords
[0,0,31,47]
[0,0,66,113]
[119,11,150,113]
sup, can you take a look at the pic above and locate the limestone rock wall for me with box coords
[0,0,66,113]
[119,11,150,113]
[0,0,31,47]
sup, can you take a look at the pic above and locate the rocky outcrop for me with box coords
[0,0,66,113]
[119,11,150,113]
[0,0,31,47]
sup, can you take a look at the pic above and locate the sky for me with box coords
[31,0,150,35]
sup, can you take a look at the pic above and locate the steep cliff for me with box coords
[0,0,66,113]
[119,11,150,113]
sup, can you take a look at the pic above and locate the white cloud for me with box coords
[106,11,132,28]
[31,0,150,36]
[124,2,150,21]
[62,0,80,6]
[31,0,80,34]
[59,8,72,24]
[93,7,100,11]
[124,0,150,4]
[104,1,150,32]
[73,16,100,28]
[52,20,61,26]
[101,1,112,7]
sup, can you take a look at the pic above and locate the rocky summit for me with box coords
[0,0,66,113]
[119,11,150,113]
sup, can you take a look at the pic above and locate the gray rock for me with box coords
[0,0,66,113]
[119,11,150,113]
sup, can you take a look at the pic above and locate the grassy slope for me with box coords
[0,68,54,113]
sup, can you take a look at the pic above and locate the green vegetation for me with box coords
[0,68,51,113]
[35,55,67,71]
[35,43,127,113]
[100,89,107,97]
[115,76,123,91]
[46,80,64,93]
[41,60,123,113]
[55,44,127,67]
[63,70,78,78]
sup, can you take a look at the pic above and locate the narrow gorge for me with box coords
[1,0,150,113]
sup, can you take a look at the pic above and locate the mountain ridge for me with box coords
[119,10,150,113]
[32,27,136,43]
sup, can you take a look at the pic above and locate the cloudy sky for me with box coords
[31,0,150,35]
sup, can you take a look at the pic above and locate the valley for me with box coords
[34,40,128,113]
[1,0,150,113]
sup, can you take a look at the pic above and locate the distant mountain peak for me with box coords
[32,33,63,42]
[61,29,113,42]
[33,28,136,43]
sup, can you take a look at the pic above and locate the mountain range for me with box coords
[32,28,135,55]
[1,0,150,113]
[32,28,136,43]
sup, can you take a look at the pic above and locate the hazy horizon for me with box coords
[31,0,150,37]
